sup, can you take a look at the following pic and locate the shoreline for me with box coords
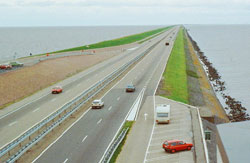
[156,26,229,123]
[186,30,249,122]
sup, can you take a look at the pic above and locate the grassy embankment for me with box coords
[161,27,189,104]
[29,26,171,57]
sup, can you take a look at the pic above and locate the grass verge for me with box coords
[110,121,134,163]
[23,26,172,58]
[161,27,189,104]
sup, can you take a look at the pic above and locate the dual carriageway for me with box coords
[0,27,192,163]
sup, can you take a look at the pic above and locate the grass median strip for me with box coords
[160,27,189,104]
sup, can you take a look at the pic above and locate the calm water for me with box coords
[186,25,250,113]
[0,26,163,61]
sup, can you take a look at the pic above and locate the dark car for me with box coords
[165,42,169,46]
[9,61,24,67]
[162,140,193,153]
[126,84,135,92]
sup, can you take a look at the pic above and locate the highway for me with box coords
[33,27,179,163]
[0,27,175,149]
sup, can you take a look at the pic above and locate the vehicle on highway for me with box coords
[165,42,169,46]
[156,104,170,124]
[92,99,104,109]
[126,84,135,92]
[51,86,63,94]
[0,63,12,69]
[9,61,24,67]
[162,140,193,153]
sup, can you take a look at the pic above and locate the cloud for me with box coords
[0,0,249,25]
[1,0,250,7]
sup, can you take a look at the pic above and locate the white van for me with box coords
[156,104,170,124]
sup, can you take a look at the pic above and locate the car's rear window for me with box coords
[157,113,168,117]
[93,101,100,104]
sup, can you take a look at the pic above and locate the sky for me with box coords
[0,0,250,26]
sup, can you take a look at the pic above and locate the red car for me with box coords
[162,140,193,153]
[51,86,63,94]
[0,63,12,69]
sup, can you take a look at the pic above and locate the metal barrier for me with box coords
[102,128,129,163]
[1,37,164,163]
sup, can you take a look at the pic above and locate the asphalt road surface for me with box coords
[0,28,176,149]
[33,27,179,163]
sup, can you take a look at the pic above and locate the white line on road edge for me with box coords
[143,28,178,163]
[108,106,112,111]
[0,93,49,120]
[32,108,40,113]
[98,35,158,163]
[97,119,102,125]
[31,108,91,163]
[8,121,17,126]
[1,41,147,157]
[117,97,120,101]
[82,135,88,143]
[63,158,68,163]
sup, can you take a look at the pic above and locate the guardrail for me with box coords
[102,128,129,163]
[0,36,164,163]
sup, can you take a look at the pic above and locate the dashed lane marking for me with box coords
[97,118,102,124]
[108,106,112,111]
[32,107,40,112]
[82,135,88,143]
[8,121,18,126]
[63,158,68,163]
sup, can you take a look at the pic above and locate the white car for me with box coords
[92,99,104,109]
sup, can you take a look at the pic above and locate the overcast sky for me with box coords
[0,0,249,26]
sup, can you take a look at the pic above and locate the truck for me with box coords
[156,104,170,124]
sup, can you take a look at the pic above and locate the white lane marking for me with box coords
[63,158,68,163]
[32,107,40,113]
[97,118,102,124]
[95,74,98,76]
[144,113,148,120]
[144,30,175,163]
[99,29,173,163]
[82,135,88,143]
[8,121,17,126]
[108,106,112,111]
[51,98,56,102]
[66,90,71,93]
[32,108,91,163]
[117,97,120,101]
[0,93,49,120]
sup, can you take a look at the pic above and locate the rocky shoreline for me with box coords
[186,31,250,122]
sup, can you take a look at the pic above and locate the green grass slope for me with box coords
[161,28,189,104]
